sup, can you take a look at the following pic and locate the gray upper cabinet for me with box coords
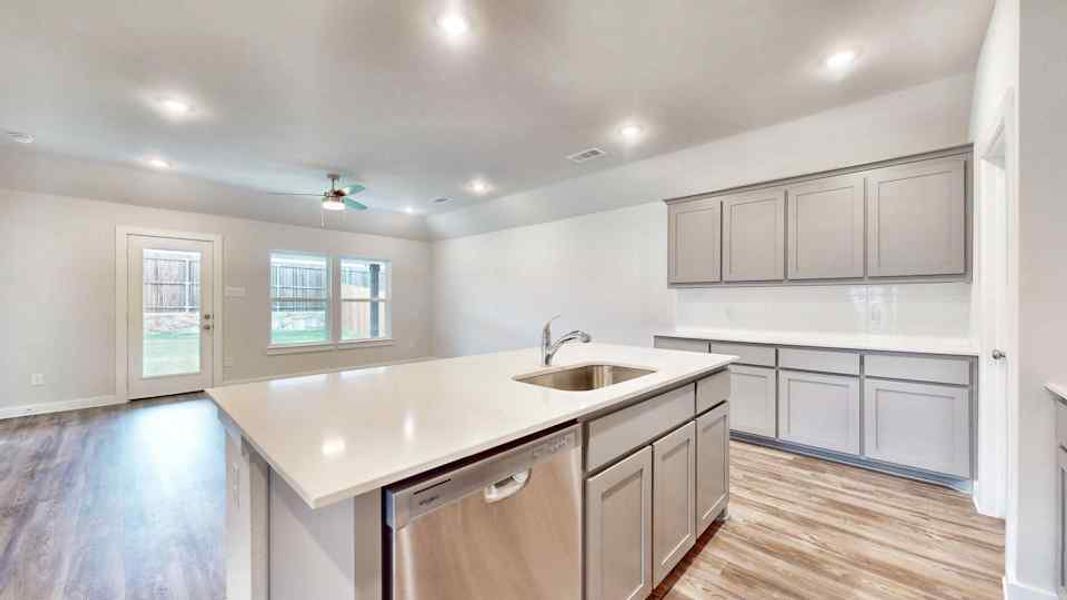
[863,378,971,477]
[866,156,967,277]
[585,446,653,600]
[652,422,697,587]
[778,370,860,455]
[668,198,722,284]
[695,402,729,536]
[722,187,786,282]
[786,174,866,280]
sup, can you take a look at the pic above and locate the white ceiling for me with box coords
[1,0,991,217]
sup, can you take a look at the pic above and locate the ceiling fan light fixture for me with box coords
[322,198,346,211]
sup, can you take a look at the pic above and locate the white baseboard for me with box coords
[220,356,438,387]
[1005,577,1058,600]
[0,395,125,420]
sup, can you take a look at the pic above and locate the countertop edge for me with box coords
[210,357,735,509]
[1047,382,1067,405]
[654,329,980,356]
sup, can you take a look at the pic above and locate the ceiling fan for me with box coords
[271,173,368,211]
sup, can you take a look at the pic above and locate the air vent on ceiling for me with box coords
[566,147,607,164]
[431,197,451,204]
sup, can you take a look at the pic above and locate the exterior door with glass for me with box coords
[127,235,214,399]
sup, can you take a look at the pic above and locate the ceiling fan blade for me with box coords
[340,183,366,196]
[343,197,368,211]
[267,192,325,196]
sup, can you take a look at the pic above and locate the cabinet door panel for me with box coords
[652,422,696,586]
[867,157,966,277]
[722,188,786,282]
[778,370,860,455]
[787,173,865,280]
[863,379,971,477]
[728,365,776,437]
[669,199,722,284]
[586,447,653,600]
[696,403,729,536]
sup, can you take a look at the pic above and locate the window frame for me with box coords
[336,255,393,345]
[265,251,395,353]
[267,250,333,350]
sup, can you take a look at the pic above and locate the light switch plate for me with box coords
[30,373,44,386]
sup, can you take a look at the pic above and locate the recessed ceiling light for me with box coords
[6,131,35,144]
[468,179,491,194]
[403,206,415,214]
[436,13,470,38]
[824,49,859,71]
[156,97,194,117]
[618,123,645,142]
[145,157,171,169]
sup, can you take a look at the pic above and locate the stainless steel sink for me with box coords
[514,364,655,391]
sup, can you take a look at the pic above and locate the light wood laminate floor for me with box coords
[0,395,1002,599]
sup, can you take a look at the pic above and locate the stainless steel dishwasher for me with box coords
[385,424,582,600]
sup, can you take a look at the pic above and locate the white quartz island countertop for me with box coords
[208,343,734,509]
[656,327,980,356]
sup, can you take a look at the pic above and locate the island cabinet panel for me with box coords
[654,337,710,353]
[696,369,730,414]
[668,198,722,284]
[722,187,786,282]
[586,447,654,600]
[866,156,967,277]
[1057,447,1067,598]
[728,365,777,437]
[696,402,729,536]
[652,422,697,587]
[786,173,866,280]
[863,379,971,477]
[586,385,695,472]
[778,370,860,455]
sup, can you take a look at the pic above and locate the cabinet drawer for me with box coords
[864,354,971,386]
[696,370,730,414]
[710,342,776,367]
[779,348,860,376]
[1057,399,1067,451]
[586,385,695,472]
[654,337,710,353]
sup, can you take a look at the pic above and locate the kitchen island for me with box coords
[209,343,735,600]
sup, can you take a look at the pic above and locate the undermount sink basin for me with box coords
[514,364,656,391]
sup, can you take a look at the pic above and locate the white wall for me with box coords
[0,188,433,416]
[433,74,975,358]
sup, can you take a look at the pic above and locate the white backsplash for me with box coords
[674,282,972,338]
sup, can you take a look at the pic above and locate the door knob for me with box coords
[203,323,213,331]
[991,349,1006,360]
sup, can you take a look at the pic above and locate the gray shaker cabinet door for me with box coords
[786,173,866,280]
[863,378,971,477]
[652,422,697,587]
[585,446,653,600]
[696,402,729,536]
[778,370,861,455]
[722,187,786,282]
[668,198,722,284]
[728,365,777,437]
[866,156,967,277]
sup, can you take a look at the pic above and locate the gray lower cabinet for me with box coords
[668,198,722,284]
[866,156,967,277]
[728,365,777,437]
[863,378,971,477]
[585,446,653,600]
[696,402,729,535]
[721,187,786,282]
[786,173,866,280]
[778,370,860,455]
[652,422,697,587]
[1058,447,1067,599]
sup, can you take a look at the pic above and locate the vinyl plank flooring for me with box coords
[0,397,1003,600]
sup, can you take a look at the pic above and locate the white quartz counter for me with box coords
[208,343,733,509]
[1048,382,1067,405]
[656,327,980,356]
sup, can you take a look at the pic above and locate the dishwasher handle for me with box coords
[483,469,531,503]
